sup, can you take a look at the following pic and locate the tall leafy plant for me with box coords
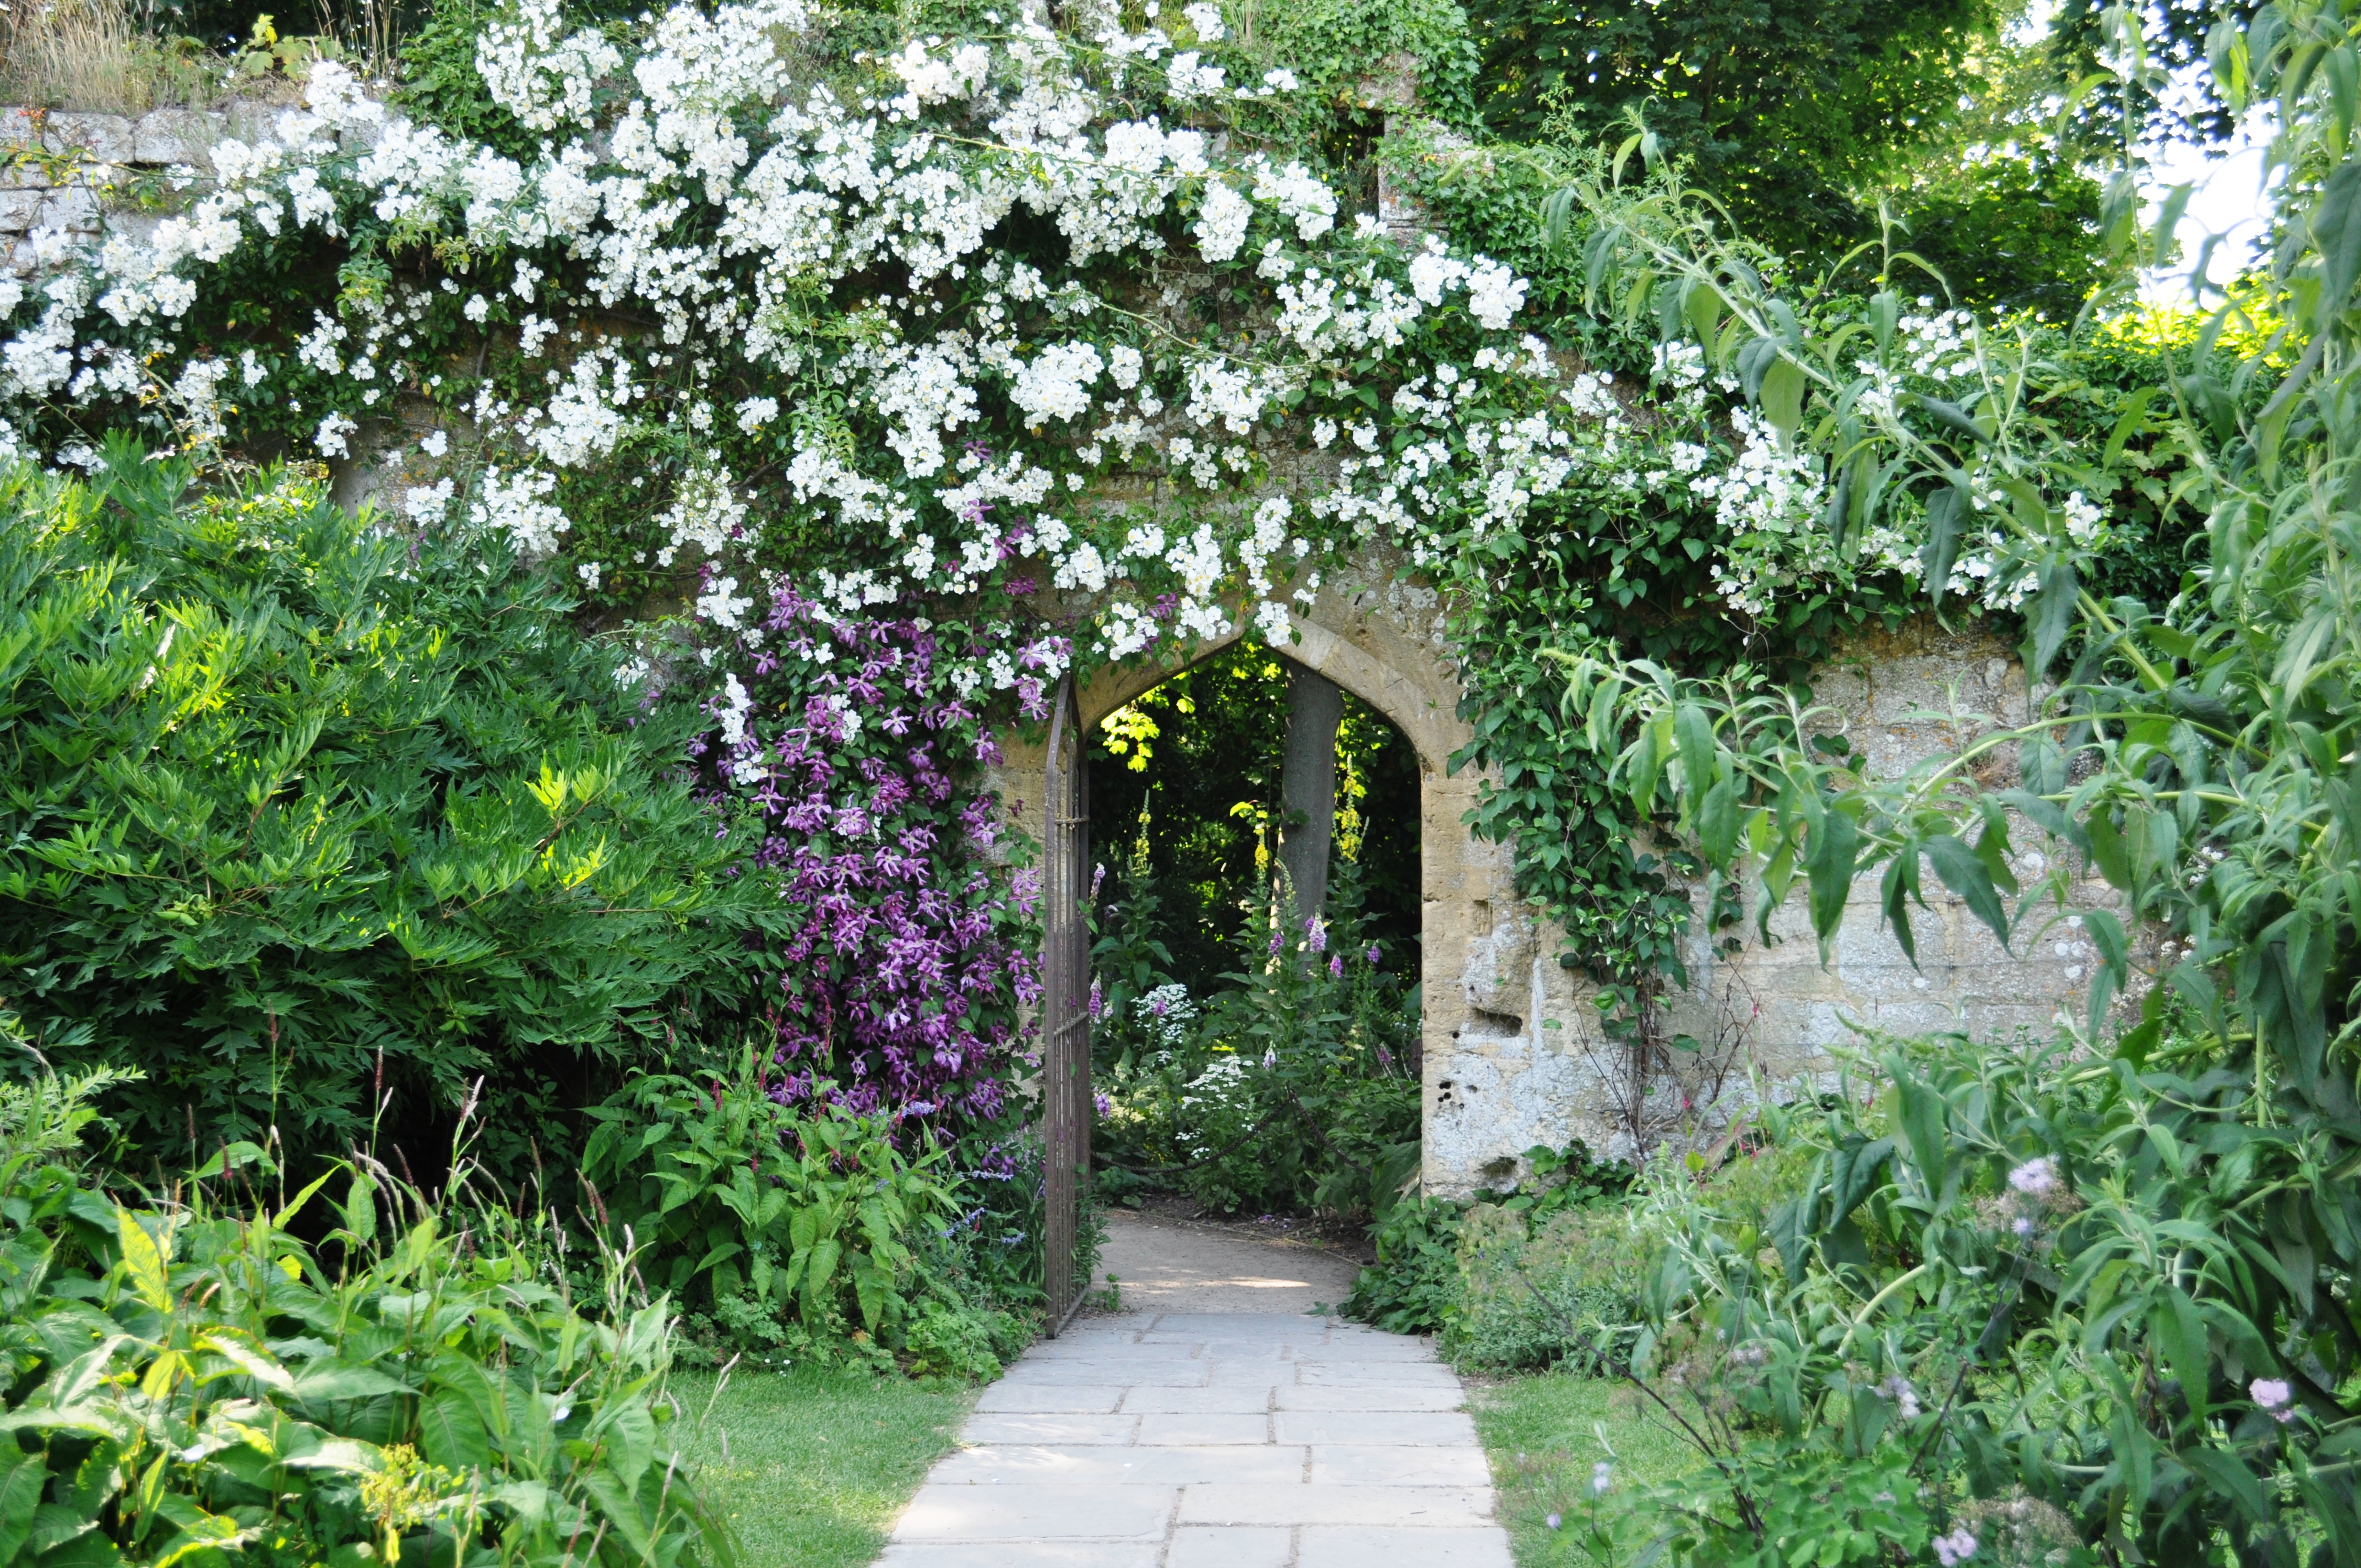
[579,1059,1021,1378]
[1530,0,2361,1554]
[0,445,779,1177]
[0,1068,731,1568]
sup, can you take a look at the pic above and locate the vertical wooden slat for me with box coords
[1041,673,1090,1336]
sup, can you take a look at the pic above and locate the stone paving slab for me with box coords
[1118,1385,1276,1413]
[1167,1526,1292,1567]
[961,1414,1141,1444]
[1176,1482,1493,1528]
[876,1310,1511,1567]
[1299,1526,1516,1566]
[999,1360,1212,1386]
[1272,1409,1481,1445]
[1310,1445,1494,1485]
[1294,1360,1462,1387]
[973,1384,1127,1413]
[1134,1413,1275,1445]
[931,1445,1309,1485]
[878,1545,1162,1567]
[1275,1384,1466,1412]
[893,1482,1176,1542]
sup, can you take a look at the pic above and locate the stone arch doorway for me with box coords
[994,554,2117,1196]
[992,549,1539,1197]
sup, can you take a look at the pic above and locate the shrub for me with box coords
[0,446,777,1178]
[1343,1141,1634,1341]
[1094,880,1421,1218]
[1341,1195,1466,1335]
[1446,1201,1651,1374]
[0,1065,730,1568]
[1541,1026,2360,1564]
[699,586,1036,1130]
[580,1055,1022,1377]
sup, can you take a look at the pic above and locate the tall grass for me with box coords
[0,0,217,114]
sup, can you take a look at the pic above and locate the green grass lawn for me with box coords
[672,1365,976,1567]
[1470,1368,1696,1566]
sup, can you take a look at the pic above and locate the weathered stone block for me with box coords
[0,190,42,231]
[43,113,135,165]
[134,108,228,168]
[36,187,102,234]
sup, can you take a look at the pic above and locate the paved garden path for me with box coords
[875,1212,1514,1567]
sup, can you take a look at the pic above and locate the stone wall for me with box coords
[1000,575,2114,1196]
[0,106,253,274]
[6,99,2114,1197]
[1422,618,2117,1184]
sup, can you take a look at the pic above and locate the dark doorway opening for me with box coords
[1089,644,1421,995]
[1085,643,1425,1224]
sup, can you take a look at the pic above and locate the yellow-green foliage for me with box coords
[0,1069,732,1567]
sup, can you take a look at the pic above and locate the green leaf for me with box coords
[1997,788,2087,852]
[197,1328,295,1392]
[1673,705,1715,802]
[2026,554,2079,677]
[2084,908,2130,1037]
[418,1387,491,1472]
[576,1468,657,1562]
[1827,1138,1892,1223]
[1919,482,1970,605]
[1914,395,1989,445]
[1923,833,2010,949]
[340,1172,378,1248]
[1760,357,1807,441]
[1805,805,1858,945]
[2152,1284,2210,1425]
[2184,1446,2274,1528]
[1888,1070,1949,1197]
[0,1449,49,1561]
[2086,807,2131,889]
[292,1363,410,1403]
[2103,385,2159,466]
[113,1211,171,1314]
[2313,157,2361,328]
[600,1398,656,1490]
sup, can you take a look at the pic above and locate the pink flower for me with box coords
[2252,1378,2295,1422]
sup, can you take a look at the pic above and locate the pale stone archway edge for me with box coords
[987,555,1532,1198]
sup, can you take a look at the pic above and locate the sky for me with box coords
[2005,0,2277,301]
[2144,113,2276,301]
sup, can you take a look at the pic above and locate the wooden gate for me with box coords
[1041,672,1092,1336]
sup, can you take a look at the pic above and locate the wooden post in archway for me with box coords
[1040,672,1092,1335]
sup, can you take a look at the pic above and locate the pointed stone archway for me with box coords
[993,551,2117,1196]
[991,547,1539,1199]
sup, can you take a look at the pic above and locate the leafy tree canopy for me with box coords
[1467,0,1999,258]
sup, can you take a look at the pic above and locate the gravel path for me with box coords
[874,1212,1513,1567]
